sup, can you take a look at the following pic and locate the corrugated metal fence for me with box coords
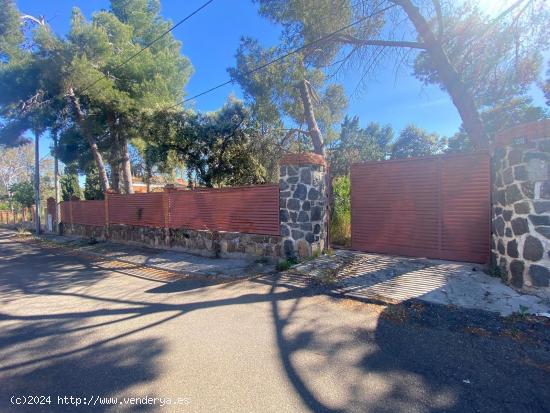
[59,184,279,236]
[70,200,106,227]
[351,151,490,263]
[169,185,280,235]
[0,207,34,225]
[108,192,164,227]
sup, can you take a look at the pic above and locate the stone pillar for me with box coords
[279,153,327,259]
[491,120,550,292]
[46,197,56,232]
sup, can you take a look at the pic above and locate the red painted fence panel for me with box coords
[168,185,280,236]
[60,201,70,223]
[71,200,106,226]
[59,184,280,236]
[59,200,105,226]
[351,151,490,263]
[108,192,164,227]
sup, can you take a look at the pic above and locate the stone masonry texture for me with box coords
[62,223,281,260]
[492,121,550,292]
[279,153,328,259]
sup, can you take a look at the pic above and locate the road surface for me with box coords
[0,229,548,412]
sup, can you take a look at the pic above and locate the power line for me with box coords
[169,4,396,109]
[78,0,216,95]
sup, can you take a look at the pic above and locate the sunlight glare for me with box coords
[477,0,513,16]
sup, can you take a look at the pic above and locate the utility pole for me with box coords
[53,133,61,233]
[19,14,46,236]
[34,130,41,235]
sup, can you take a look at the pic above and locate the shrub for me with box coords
[330,175,351,247]
[277,260,291,271]
[10,181,34,208]
[276,257,297,271]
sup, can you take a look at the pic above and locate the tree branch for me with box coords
[432,0,443,39]
[281,128,310,145]
[332,34,426,49]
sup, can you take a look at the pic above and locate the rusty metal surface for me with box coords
[351,152,490,263]
[168,185,280,236]
[108,192,164,227]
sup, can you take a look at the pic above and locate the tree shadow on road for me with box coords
[261,273,550,412]
[0,337,163,413]
[1,240,549,412]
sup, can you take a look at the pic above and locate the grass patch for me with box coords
[276,257,297,271]
[330,175,351,247]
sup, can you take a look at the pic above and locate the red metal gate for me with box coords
[351,151,490,263]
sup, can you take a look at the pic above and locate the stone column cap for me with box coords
[280,152,326,167]
[494,120,550,148]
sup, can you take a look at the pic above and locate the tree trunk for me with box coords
[145,160,152,193]
[66,88,110,193]
[393,0,486,148]
[87,137,110,193]
[120,137,134,194]
[298,79,326,156]
[110,160,120,193]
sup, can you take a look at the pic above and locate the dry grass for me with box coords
[330,211,351,247]
[463,326,491,337]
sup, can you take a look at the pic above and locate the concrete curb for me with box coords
[31,235,261,282]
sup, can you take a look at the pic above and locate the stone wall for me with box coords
[61,153,332,262]
[279,153,328,259]
[168,228,280,259]
[62,223,108,240]
[491,121,550,292]
[62,223,281,260]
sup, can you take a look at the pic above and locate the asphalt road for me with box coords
[0,229,548,412]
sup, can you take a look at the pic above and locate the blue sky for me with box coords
[15,0,547,160]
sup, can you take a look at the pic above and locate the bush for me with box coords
[276,257,297,271]
[10,181,34,208]
[330,175,351,247]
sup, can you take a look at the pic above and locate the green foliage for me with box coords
[144,99,272,187]
[61,172,82,201]
[254,0,359,67]
[330,175,351,247]
[253,0,549,148]
[9,181,34,208]
[84,165,104,200]
[391,125,443,159]
[276,256,297,271]
[276,259,292,271]
[228,36,347,148]
[329,116,392,177]
[0,0,24,62]
[414,2,549,109]
[0,0,193,195]
[447,97,548,152]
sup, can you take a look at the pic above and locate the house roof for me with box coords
[132,176,188,187]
